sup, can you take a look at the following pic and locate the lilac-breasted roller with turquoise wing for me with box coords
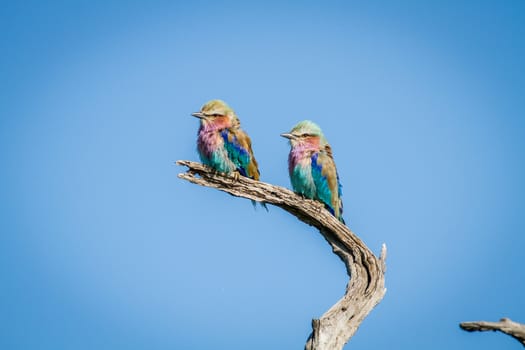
[192,99,265,208]
[281,120,345,223]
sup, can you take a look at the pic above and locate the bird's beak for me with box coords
[191,112,205,119]
[280,133,296,140]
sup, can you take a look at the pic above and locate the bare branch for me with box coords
[177,160,387,350]
[460,318,525,346]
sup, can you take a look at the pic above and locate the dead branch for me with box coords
[177,160,387,350]
[460,318,525,346]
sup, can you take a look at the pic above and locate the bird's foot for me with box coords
[296,192,306,200]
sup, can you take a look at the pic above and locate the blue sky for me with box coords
[1,1,524,349]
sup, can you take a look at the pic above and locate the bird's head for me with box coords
[191,99,239,130]
[281,120,327,148]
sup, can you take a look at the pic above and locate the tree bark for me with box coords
[460,318,525,346]
[177,160,387,350]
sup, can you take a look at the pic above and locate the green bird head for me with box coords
[281,120,327,146]
[191,99,240,128]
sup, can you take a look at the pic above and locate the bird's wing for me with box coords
[311,146,343,220]
[220,128,260,180]
[324,144,343,200]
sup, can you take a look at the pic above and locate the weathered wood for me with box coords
[177,160,387,350]
[460,318,525,346]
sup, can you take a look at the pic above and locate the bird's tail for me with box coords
[251,200,269,211]
[325,204,346,224]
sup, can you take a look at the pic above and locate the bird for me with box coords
[191,99,266,208]
[281,120,345,223]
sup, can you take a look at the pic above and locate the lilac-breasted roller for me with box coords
[192,99,261,180]
[192,100,266,209]
[281,120,345,223]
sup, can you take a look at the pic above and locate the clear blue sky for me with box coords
[1,1,524,349]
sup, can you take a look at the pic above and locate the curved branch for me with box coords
[460,318,525,346]
[177,160,387,350]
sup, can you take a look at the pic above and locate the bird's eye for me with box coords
[301,133,310,137]
[212,113,220,117]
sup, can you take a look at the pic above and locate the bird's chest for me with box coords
[290,153,317,197]
[197,130,235,171]
[198,130,224,154]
